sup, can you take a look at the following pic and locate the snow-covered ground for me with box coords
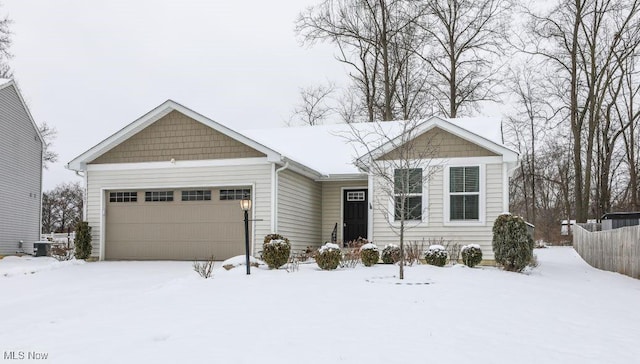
[1,247,639,364]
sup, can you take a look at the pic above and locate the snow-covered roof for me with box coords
[0,78,12,89]
[243,116,515,177]
[243,121,406,177]
[68,99,517,178]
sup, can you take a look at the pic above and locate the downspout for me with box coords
[75,170,88,221]
[38,147,44,240]
[272,161,290,233]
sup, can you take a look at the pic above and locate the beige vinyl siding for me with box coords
[321,180,368,244]
[86,163,272,259]
[0,84,43,255]
[276,169,322,254]
[372,162,504,260]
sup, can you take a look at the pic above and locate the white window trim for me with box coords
[443,164,485,226]
[387,168,429,226]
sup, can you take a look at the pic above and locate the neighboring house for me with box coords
[67,100,518,262]
[0,79,44,255]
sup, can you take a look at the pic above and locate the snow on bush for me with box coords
[492,214,534,272]
[461,244,483,268]
[316,243,342,270]
[424,245,448,267]
[262,233,291,269]
[381,244,401,264]
[360,243,379,267]
[319,243,341,253]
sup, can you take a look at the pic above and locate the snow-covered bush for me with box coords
[381,244,401,264]
[262,234,291,269]
[360,243,379,267]
[461,244,483,268]
[492,214,534,272]
[74,221,92,260]
[424,245,448,267]
[316,243,342,270]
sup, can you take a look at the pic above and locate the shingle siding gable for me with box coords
[91,110,266,164]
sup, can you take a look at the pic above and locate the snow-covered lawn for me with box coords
[1,247,639,364]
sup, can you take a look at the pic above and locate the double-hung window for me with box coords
[449,166,480,220]
[394,168,422,221]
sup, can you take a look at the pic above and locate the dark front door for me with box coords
[343,189,368,244]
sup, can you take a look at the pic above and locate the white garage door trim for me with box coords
[99,182,256,260]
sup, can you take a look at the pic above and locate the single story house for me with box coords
[0,79,44,255]
[67,100,518,262]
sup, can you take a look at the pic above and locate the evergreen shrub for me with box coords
[461,244,483,267]
[316,243,342,270]
[74,222,92,260]
[381,244,401,264]
[424,245,448,267]
[360,243,379,267]
[492,214,534,272]
[262,234,291,269]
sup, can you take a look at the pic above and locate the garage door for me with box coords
[104,187,251,260]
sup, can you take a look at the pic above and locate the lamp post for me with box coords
[240,197,252,275]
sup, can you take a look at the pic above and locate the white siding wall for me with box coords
[276,169,322,254]
[86,163,272,259]
[372,161,504,260]
[321,180,368,243]
[0,84,43,255]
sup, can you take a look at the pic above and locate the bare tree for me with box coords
[42,182,84,234]
[518,0,640,222]
[288,82,336,126]
[0,2,12,78]
[417,0,510,118]
[343,119,440,279]
[296,0,428,122]
[38,121,59,169]
[503,63,558,226]
[617,56,640,210]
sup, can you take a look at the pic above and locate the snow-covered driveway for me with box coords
[1,247,639,364]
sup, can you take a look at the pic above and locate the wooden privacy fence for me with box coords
[573,224,640,279]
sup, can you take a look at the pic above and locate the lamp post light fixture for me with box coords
[240,197,252,275]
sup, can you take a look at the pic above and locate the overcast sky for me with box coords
[3,0,503,191]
